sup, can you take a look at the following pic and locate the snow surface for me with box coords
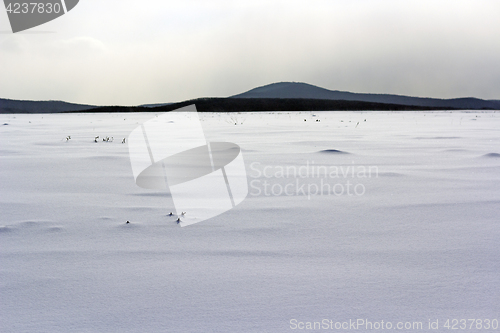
[1,111,499,332]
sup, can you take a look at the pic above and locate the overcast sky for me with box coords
[1,0,499,105]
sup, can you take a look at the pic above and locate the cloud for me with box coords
[53,36,107,55]
[0,35,29,53]
[1,0,499,103]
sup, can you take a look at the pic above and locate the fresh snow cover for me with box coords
[1,111,499,332]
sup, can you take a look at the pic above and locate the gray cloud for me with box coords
[0,0,499,104]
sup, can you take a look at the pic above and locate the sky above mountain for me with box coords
[1,0,499,105]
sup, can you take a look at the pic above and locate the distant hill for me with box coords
[231,82,500,110]
[2,82,499,113]
[0,98,98,113]
[0,98,174,114]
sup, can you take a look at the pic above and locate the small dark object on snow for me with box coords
[126,221,130,224]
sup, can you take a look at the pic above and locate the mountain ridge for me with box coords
[0,98,98,114]
[231,82,499,110]
[1,82,499,113]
